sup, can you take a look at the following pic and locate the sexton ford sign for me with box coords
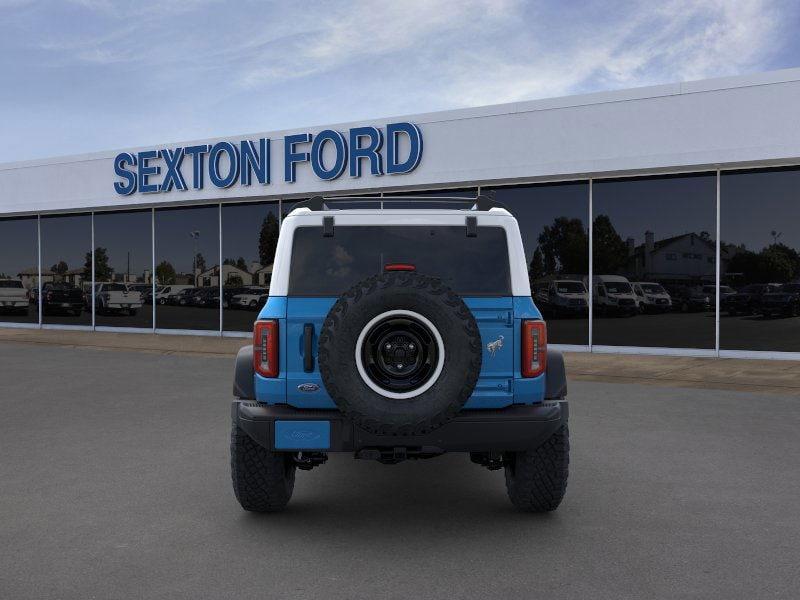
[112,122,423,196]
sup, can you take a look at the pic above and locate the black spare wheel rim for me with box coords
[318,272,482,436]
[358,310,443,398]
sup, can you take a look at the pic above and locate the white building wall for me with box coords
[1,68,800,215]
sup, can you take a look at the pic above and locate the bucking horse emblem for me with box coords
[486,335,504,357]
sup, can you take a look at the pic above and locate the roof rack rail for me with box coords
[292,191,507,212]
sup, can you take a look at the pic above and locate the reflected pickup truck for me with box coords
[0,279,29,314]
[230,194,569,513]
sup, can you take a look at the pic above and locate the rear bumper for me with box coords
[232,400,568,454]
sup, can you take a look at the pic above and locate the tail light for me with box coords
[253,320,279,378]
[521,320,547,378]
[384,263,416,272]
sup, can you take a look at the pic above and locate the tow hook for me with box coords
[293,452,328,471]
[469,451,505,471]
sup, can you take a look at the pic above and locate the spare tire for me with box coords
[318,272,482,436]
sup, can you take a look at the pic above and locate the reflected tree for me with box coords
[593,214,628,274]
[536,217,589,275]
[156,261,177,284]
[84,247,113,282]
[726,242,800,284]
[258,213,279,266]
[529,247,546,281]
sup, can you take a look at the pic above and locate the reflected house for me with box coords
[16,267,46,290]
[195,264,253,287]
[16,267,86,288]
[626,231,728,285]
[253,264,273,287]
[61,268,85,287]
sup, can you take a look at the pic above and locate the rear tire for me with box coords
[505,426,569,512]
[230,422,296,512]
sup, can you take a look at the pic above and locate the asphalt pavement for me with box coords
[1,343,798,600]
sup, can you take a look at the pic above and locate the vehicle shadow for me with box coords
[233,454,563,537]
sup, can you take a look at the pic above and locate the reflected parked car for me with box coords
[155,285,194,305]
[631,282,672,313]
[230,287,269,310]
[534,280,588,317]
[189,287,220,308]
[93,283,143,315]
[168,287,199,306]
[668,286,711,313]
[588,275,638,316]
[722,283,781,316]
[41,282,84,315]
[0,279,30,314]
[222,286,248,309]
[759,283,800,318]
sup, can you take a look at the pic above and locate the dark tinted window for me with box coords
[93,210,153,329]
[40,214,92,326]
[721,167,800,352]
[486,182,589,346]
[289,225,511,296]
[0,217,38,324]
[221,202,278,332]
[155,206,220,331]
[381,187,478,209]
[592,174,717,349]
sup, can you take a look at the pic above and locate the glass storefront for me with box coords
[154,205,220,331]
[93,210,153,329]
[487,182,590,346]
[0,217,38,324]
[721,168,800,352]
[592,174,717,349]
[221,202,279,332]
[2,170,798,356]
[40,214,92,326]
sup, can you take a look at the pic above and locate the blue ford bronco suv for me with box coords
[231,194,569,512]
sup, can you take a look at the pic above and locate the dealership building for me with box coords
[1,68,799,359]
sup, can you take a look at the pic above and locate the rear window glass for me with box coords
[289,225,511,296]
[0,280,23,288]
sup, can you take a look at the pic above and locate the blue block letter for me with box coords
[209,142,240,188]
[159,148,187,192]
[386,122,423,175]
[349,127,383,177]
[284,133,311,183]
[240,139,270,186]
[137,150,161,194]
[184,145,210,190]
[311,130,347,181]
[113,152,137,195]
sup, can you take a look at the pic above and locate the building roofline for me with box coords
[2,67,800,171]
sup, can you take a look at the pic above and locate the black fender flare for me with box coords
[233,345,255,399]
[544,350,567,399]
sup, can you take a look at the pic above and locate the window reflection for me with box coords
[0,217,39,324]
[221,202,278,332]
[154,206,220,330]
[486,182,589,346]
[721,168,800,352]
[382,187,478,209]
[93,210,153,329]
[40,214,92,326]
[592,174,717,349]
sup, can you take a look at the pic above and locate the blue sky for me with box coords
[1,0,799,163]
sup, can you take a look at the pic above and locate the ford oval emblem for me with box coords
[297,383,320,393]
[289,430,320,441]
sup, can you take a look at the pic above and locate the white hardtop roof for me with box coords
[286,206,513,218]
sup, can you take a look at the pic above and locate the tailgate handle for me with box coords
[303,324,315,372]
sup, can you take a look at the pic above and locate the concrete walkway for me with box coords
[1,327,798,396]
